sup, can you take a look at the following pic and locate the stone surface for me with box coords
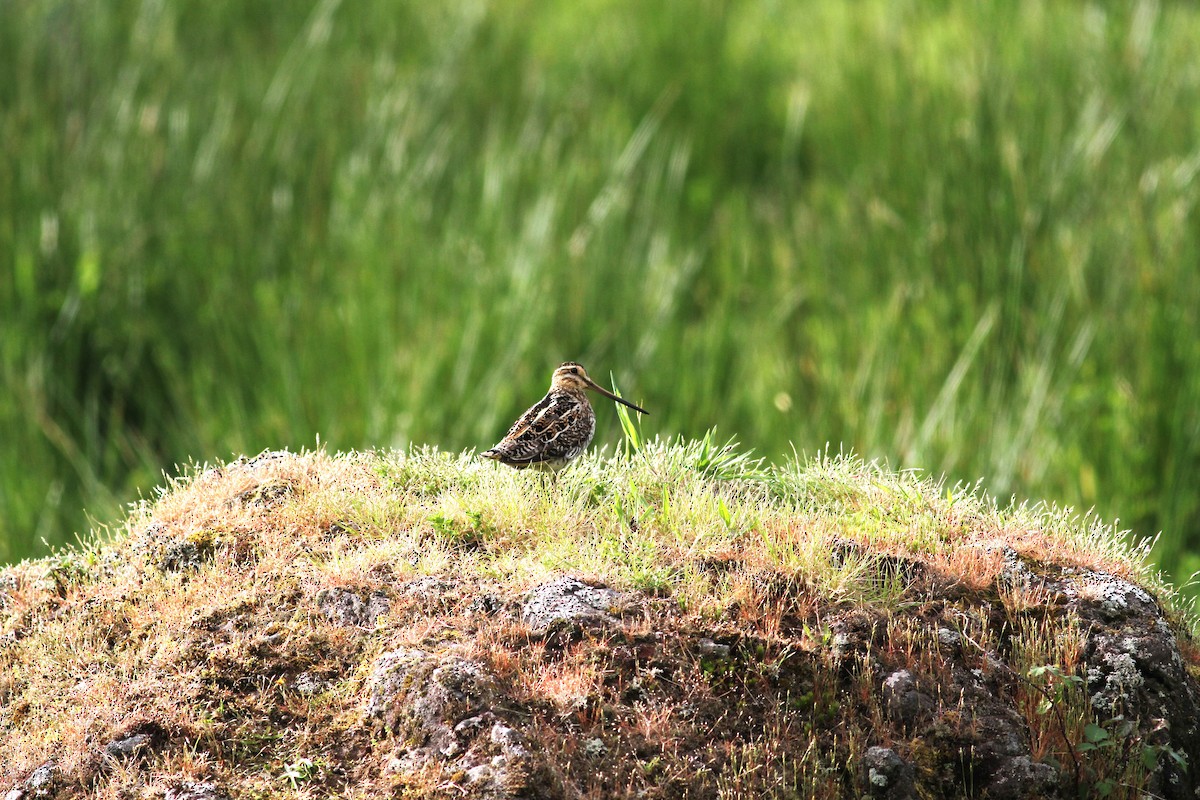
[522,576,620,634]
[994,544,1199,798]
[984,755,1059,800]
[6,762,58,800]
[861,746,915,800]
[157,539,211,573]
[292,671,330,696]
[882,670,934,729]
[4,538,1200,800]
[164,781,231,800]
[104,733,151,761]
[696,638,732,660]
[363,647,561,798]
[315,587,391,628]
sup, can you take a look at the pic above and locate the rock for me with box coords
[465,764,494,784]
[469,594,502,615]
[861,746,915,799]
[293,671,329,696]
[1087,647,1144,714]
[9,762,57,799]
[315,587,390,628]
[404,575,454,598]
[104,732,151,761]
[5,518,1200,800]
[24,763,55,797]
[164,781,231,800]
[935,627,961,649]
[696,638,732,660]
[983,755,1058,800]
[1082,615,1200,798]
[490,722,529,758]
[244,450,293,469]
[828,630,856,662]
[990,545,1200,798]
[522,577,620,635]
[365,647,496,747]
[882,670,934,729]
[455,714,491,736]
[158,539,211,573]
[971,711,1057,797]
[401,576,458,612]
[362,647,563,798]
[621,677,646,703]
[826,612,880,664]
[364,647,435,731]
[364,647,498,755]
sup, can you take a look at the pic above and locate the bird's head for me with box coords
[550,362,648,415]
[550,362,594,392]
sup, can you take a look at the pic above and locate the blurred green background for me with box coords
[2,0,1198,591]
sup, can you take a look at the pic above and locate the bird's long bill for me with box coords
[585,378,649,415]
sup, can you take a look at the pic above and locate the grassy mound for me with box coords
[0,442,1194,797]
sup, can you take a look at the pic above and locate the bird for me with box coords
[481,362,649,472]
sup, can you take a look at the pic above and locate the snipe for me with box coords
[481,362,648,472]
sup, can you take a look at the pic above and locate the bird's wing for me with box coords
[490,391,593,465]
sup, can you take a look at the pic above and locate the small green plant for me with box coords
[39,548,97,594]
[612,482,650,534]
[716,497,734,531]
[691,429,765,482]
[428,509,493,550]
[609,375,645,455]
[1026,665,1190,798]
[1026,664,1088,790]
[281,756,323,788]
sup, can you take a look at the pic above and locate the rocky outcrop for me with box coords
[364,647,562,798]
[2,452,1197,799]
[4,556,1198,799]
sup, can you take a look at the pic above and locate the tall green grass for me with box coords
[2,1,1198,591]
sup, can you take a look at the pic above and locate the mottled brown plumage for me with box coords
[482,362,648,472]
